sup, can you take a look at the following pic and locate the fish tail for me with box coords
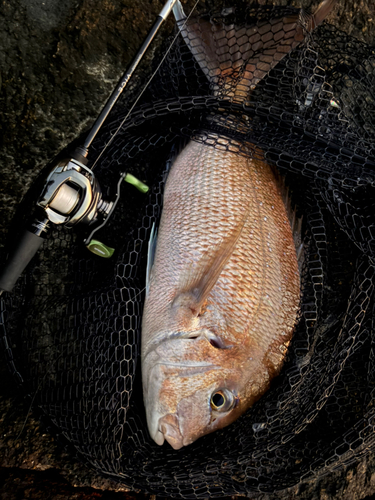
[174,1,336,101]
[300,0,336,32]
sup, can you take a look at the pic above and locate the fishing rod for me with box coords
[0,0,187,295]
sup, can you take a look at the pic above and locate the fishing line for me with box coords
[90,0,200,171]
[12,362,58,441]
[14,381,42,441]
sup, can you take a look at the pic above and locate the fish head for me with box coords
[142,332,269,450]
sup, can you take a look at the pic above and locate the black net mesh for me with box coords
[2,2,375,497]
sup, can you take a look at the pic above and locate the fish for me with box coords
[141,0,336,450]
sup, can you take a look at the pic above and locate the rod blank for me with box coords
[83,0,178,151]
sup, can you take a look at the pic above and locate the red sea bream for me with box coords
[141,0,336,450]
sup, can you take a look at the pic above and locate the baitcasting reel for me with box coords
[36,149,147,255]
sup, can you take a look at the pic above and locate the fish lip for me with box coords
[153,429,165,446]
[152,361,220,377]
[155,361,218,368]
[158,414,185,450]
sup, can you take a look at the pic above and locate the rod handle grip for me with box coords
[0,229,44,293]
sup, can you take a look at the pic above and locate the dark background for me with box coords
[1,0,375,498]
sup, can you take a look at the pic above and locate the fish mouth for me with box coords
[157,413,185,450]
[153,428,166,447]
[157,361,217,367]
[144,361,217,447]
[145,357,220,378]
[155,361,219,372]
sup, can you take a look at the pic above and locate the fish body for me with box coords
[142,141,300,449]
[141,0,336,450]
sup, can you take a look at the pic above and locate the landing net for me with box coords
[1,2,375,497]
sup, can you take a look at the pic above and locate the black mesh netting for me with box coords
[2,2,375,497]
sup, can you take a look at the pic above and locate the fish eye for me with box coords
[210,389,236,412]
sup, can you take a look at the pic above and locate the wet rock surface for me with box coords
[1,0,375,498]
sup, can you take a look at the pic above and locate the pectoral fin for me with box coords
[146,222,158,295]
[172,213,247,314]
